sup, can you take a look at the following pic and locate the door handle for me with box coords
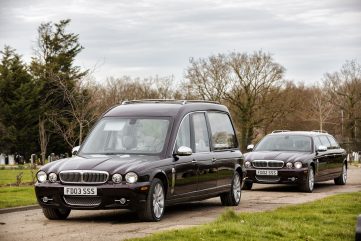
[192,159,197,163]
[212,158,217,163]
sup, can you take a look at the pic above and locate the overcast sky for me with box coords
[0,0,360,84]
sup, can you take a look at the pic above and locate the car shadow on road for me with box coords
[65,201,222,224]
[250,182,336,193]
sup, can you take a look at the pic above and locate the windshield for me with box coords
[254,135,312,152]
[80,117,170,155]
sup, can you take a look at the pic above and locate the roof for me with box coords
[103,100,229,117]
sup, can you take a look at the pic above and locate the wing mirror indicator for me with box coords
[247,144,254,151]
[317,145,327,152]
[176,146,193,156]
[72,146,80,156]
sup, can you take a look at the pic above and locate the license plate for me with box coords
[64,186,97,196]
[256,170,278,176]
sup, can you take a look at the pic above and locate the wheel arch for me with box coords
[150,170,169,196]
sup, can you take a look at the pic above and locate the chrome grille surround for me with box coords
[59,170,109,184]
[252,160,284,169]
[63,196,102,207]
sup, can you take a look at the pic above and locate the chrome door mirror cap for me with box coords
[176,146,193,156]
[317,145,327,152]
[72,146,80,156]
[247,144,255,151]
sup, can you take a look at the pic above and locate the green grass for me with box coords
[0,186,37,208]
[0,169,37,185]
[129,192,361,241]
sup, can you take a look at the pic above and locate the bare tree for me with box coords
[48,75,100,148]
[324,60,361,140]
[38,118,50,164]
[186,54,230,102]
[186,50,285,150]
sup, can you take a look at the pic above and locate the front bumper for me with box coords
[245,168,308,184]
[35,181,151,210]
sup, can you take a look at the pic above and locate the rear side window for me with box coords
[319,135,331,148]
[192,113,211,153]
[207,112,237,150]
[327,136,339,148]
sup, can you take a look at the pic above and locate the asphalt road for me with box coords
[1,166,360,241]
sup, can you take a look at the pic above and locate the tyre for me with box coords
[300,167,314,193]
[42,207,71,220]
[334,163,347,185]
[220,172,241,206]
[242,180,253,190]
[137,178,165,221]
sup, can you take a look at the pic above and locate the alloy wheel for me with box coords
[233,174,241,203]
[309,169,314,191]
[152,183,164,219]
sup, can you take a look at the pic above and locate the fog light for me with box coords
[42,196,53,203]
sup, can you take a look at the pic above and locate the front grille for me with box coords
[59,170,109,184]
[255,175,281,183]
[63,196,102,207]
[252,160,284,169]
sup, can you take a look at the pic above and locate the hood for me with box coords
[244,151,314,163]
[41,154,161,175]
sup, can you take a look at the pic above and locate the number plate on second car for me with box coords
[256,170,278,176]
[64,186,97,196]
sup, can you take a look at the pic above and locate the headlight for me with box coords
[48,173,57,183]
[112,173,122,184]
[244,161,251,168]
[294,162,303,169]
[286,162,293,168]
[125,172,138,184]
[37,171,47,183]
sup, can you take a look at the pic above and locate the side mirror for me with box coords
[175,146,192,156]
[247,144,254,151]
[317,145,327,152]
[72,146,80,156]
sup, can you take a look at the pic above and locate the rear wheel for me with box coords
[334,163,347,185]
[300,167,314,193]
[42,207,71,220]
[220,172,241,206]
[137,178,165,221]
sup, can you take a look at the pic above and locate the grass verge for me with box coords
[129,192,361,241]
[0,186,37,208]
[0,169,36,186]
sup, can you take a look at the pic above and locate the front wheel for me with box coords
[42,207,71,220]
[137,178,165,221]
[300,167,314,193]
[242,180,253,190]
[334,163,347,185]
[220,172,241,206]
